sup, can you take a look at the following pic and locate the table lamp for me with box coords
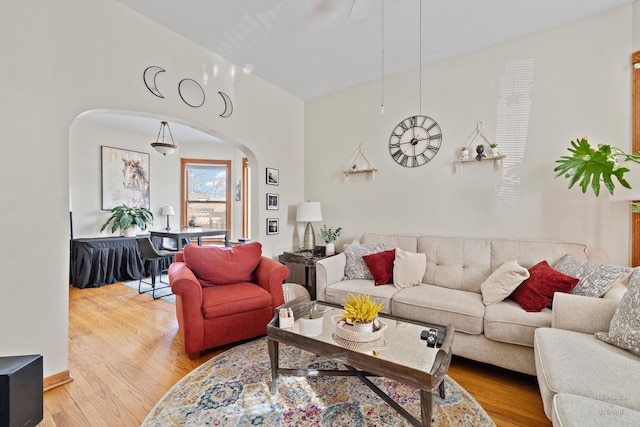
[160,205,175,231]
[296,202,322,250]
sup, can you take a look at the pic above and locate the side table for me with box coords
[279,250,334,299]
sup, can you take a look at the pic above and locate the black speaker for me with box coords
[0,355,43,427]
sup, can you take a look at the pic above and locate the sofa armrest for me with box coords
[316,253,347,301]
[254,256,288,307]
[168,262,203,305]
[168,261,205,355]
[551,292,619,334]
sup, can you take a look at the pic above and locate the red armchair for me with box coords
[168,242,288,358]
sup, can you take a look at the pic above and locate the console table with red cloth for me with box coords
[168,242,289,358]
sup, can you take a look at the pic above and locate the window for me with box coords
[181,159,231,231]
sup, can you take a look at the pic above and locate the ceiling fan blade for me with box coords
[348,0,372,20]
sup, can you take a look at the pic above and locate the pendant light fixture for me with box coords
[419,0,423,115]
[380,0,385,115]
[151,121,177,156]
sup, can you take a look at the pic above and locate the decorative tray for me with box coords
[331,315,387,343]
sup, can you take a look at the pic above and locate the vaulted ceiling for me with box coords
[117,0,631,100]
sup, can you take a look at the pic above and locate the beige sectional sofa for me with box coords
[315,233,614,376]
[534,291,640,426]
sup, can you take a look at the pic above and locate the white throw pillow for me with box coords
[393,247,426,289]
[480,260,530,305]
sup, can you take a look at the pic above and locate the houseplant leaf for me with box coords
[554,137,631,197]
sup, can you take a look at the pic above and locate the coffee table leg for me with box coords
[420,389,432,427]
[268,339,279,394]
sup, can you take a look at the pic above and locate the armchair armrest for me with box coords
[315,253,347,301]
[168,261,205,356]
[551,292,619,334]
[254,256,289,307]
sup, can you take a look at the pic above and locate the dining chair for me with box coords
[136,237,174,299]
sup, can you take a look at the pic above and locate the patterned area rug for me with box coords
[142,337,495,426]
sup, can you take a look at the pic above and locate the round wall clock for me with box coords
[388,115,442,167]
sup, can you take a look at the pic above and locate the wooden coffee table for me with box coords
[266,299,454,427]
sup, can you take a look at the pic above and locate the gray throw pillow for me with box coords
[595,268,640,356]
[344,243,387,280]
[554,254,632,298]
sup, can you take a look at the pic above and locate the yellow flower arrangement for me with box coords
[342,293,384,324]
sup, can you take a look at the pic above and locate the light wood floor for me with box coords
[41,284,550,426]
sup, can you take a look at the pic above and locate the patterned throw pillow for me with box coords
[344,243,388,280]
[595,268,640,356]
[554,255,633,298]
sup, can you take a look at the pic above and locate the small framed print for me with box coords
[267,218,279,235]
[266,168,279,185]
[266,193,279,210]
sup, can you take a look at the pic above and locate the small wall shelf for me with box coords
[344,143,377,181]
[344,168,378,175]
[457,154,506,164]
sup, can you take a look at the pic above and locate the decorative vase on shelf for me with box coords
[490,145,500,157]
[325,242,335,256]
[460,148,469,160]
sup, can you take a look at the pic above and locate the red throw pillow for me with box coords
[362,249,396,286]
[183,242,262,286]
[512,260,579,312]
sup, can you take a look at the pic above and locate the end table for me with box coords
[279,249,334,299]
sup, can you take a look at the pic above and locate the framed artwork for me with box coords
[267,218,279,235]
[266,167,279,185]
[235,180,242,202]
[101,146,150,210]
[266,193,279,210]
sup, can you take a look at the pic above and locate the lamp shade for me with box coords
[160,205,175,216]
[296,202,322,222]
[609,161,640,201]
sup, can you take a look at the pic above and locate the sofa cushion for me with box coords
[183,242,262,286]
[418,236,491,293]
[362,249,395,285]
[324,280,396,314]
[391,284,485,335]
[201,281,272,319]
[552,394,640,427]
[554,254,633,298]
[595,268,640,357]
[490,239,592,270]
[344,243,388,280]
[484,299,551,346]
[534,328,640,419]
[512,261,578,312]
[480,260,530,305]
[393,247,426,289]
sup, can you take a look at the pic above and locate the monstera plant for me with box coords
[554,137,640,208]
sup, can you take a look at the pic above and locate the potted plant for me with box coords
[489,143,500,157]
[460,146,470,160]
[475,144,486,161]
[319,225,342,256]
[342,293,384,333]
[100,204,154,236]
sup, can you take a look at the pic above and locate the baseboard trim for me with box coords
[43,370,73,391]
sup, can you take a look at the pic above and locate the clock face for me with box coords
[389,115,442,167]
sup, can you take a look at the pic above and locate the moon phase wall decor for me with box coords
[218,91,233,118]
[143,66,232,116]
[178,78,205,108]
[143,66,166,98]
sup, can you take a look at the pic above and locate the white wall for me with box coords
[305,5,633,266]
[0,0,304,378]
[69,117,247,240]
